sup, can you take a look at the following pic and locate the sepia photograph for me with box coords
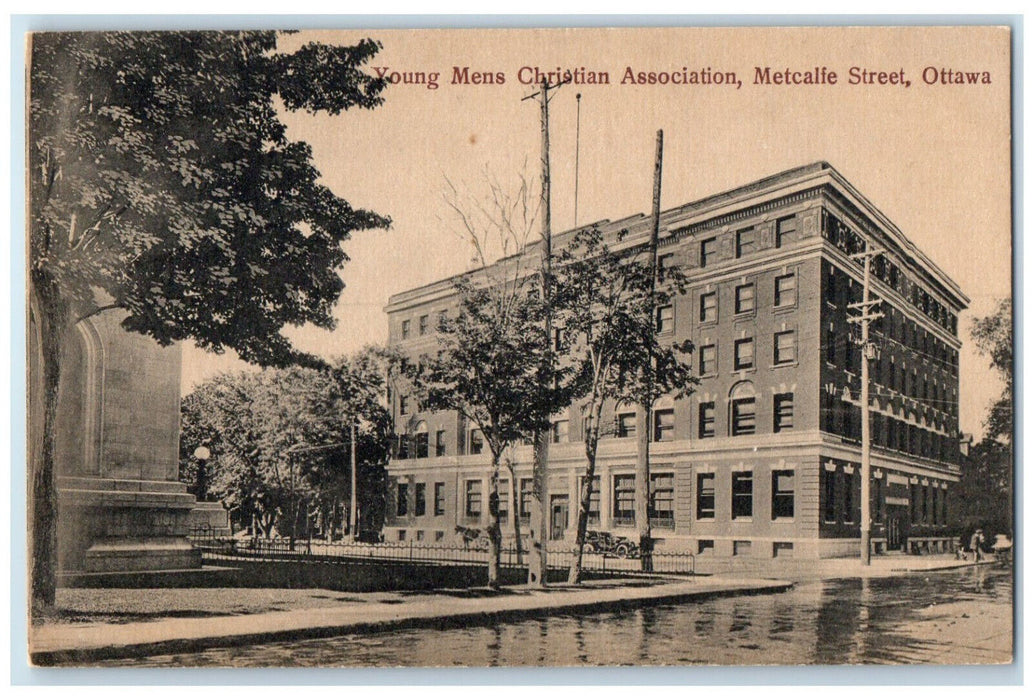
[22,23,1014,671]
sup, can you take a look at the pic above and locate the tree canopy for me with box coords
[180,348,393,538]
[971,298,1012,443]
[30,30,389,364]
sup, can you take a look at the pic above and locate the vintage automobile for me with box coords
[582,530,640,558]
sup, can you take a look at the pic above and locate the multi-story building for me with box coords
[382,162,967,559]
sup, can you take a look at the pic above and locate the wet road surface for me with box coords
[103,566,1012,667]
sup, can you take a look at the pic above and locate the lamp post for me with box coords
[193,445,211,502]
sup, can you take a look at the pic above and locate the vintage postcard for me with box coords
[25,25,1013,670]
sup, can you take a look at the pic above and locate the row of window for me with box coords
[697,215,799,268]
[396,481,448,517]
[821,396,958,462]
[654,273,799,336]
[698,330,797,376]
[399,310,449,341]
[397,391,795,460]
[399,471,797,526]
[820,467,949,527]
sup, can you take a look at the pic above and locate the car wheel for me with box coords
[582,543,596,554]
[615,543,631,559]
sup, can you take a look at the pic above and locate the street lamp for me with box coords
[193,445,211,502]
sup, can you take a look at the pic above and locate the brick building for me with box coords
[382,162,967,559]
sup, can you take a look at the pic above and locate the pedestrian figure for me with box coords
[970,528,985,562]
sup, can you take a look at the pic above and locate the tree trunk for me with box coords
[505,459,523,565]
[527,428,549,587]
[635,405,654,572]
[568,442,599,585]
[486,453,503,588]
[30,294,67,620]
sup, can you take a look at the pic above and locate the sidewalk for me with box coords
[691,552,1001,580]
[31,575,792,665]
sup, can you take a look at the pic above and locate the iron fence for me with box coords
[188,528,694,574]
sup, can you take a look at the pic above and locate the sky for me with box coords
[180,26,1013,441]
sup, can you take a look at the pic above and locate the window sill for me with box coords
[698,320,718,329]
[772,304,797,314]
[732,366,757,374]
[732,517,754,523]
[733,311,756,320]
[696,517,716,523]
[770,361,798,370]
[772,517,795,523]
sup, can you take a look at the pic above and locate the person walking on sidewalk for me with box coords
[970,529,985,562]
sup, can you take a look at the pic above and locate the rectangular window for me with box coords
[699,344,717,375]
[697,539,714,555]
[497,481,509,522]
[698,402,716,438]
[435,430,447,457]
[700,237,717,267]
[465,480,482,518]
[774,273,797,307]
[733,540,752,556]
[771,470,795,519]
[843,470,855,523]
[414,431,429,458]
[824,468,837,522]
[519,478,534,519]
[552,419,570,444]
[649,473,675,527]
[732,471,754,519]
[613,475,636,525]
[825,267,838,305]
[696,473,716,519]
[774,393,794,432]
[414,483,426,516]
[658,253,675,276]
[775,216,797,248]
[826,322,837,364]
[735,283,755,314]
[653,409,675,442]
[397,483,409,517]
[419,314,429,335]
[731,397,756,436]
[617,412,637,438]
[399,395,409,415]
[469,428,484,455]
[734,337,755,370]
[656,304,674,334]
[582,476,601,525]
[699,291,717,323]
[774,330,796,365]
[736,227,756,258]
[401,319,411,339]
[434,482,446,516]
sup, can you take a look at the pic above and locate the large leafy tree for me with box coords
[971,298,1012,444]
[29,31,389,614]
[951,298,1013,539]
[179,348,392,541]
[554,228,697,583]
[398,273,561,588]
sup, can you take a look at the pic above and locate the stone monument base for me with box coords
[57,476,201,574]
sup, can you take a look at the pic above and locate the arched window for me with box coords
[413,420,429,458]
[652,396,675,442]
[729,381,757,436]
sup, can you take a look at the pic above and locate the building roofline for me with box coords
[385,161,968,312]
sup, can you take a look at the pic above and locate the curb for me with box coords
[32,579,792,665]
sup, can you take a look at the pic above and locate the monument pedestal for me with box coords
[29,303,202,578]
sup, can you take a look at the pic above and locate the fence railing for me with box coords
[188,528,694,574]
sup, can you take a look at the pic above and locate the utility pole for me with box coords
[634,129,664,573]
[349,419,358,541]
[848,239,884,565]
[522,76,567,587]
